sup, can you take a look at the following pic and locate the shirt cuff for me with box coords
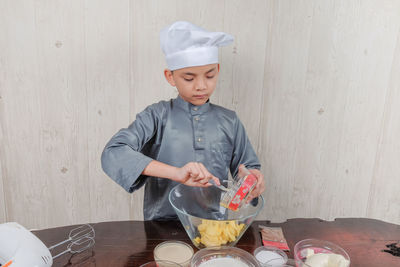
[121,156,153,193]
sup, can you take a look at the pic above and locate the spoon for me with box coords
[209,180,229,192]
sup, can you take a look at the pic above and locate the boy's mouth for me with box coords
[193,94,208,99]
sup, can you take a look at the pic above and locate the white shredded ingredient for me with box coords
[255,250,286,265]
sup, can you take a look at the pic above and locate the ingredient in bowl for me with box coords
[304,249,350,267]
[154,241,193,267]
[255,250,286,265]
[198,258,250,267]
[194,220,245,247]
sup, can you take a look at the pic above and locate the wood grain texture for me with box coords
[259,0,400,223]
[0,0,91,229]
[367,24,400,221]
[33,219,400,267]
[260,0,316,221]
[85,0,133,223]
[216,0,269,155]
[0,153,6,222]
[0,0,7,223]
[0,0,399,228]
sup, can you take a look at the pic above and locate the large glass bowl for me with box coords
[139,260,182,267]
[191,246,260,267]
[169,183,264,249]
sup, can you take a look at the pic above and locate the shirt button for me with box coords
[197,138,202,142]
[194,117,200,121]
[193,107,198,111]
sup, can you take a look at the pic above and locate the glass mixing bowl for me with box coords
[139,260,182,267]
[191,246,260,267]
[169,182,264,249]
[294,239,350,267]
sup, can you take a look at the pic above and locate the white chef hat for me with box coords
[160,21,234,70]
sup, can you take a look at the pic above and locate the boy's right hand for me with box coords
[176,162,221,187]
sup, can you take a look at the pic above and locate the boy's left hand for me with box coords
[244,167,265,203]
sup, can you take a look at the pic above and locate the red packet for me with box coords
[259,225,290,251]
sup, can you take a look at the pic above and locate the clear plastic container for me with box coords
[294,239,350,267]
[220,166,258,211]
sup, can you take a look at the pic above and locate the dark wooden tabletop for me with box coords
[33,218,400,267]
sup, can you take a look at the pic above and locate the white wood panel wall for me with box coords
[0,0,399,229]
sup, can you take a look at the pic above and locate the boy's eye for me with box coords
[206,76,215,79]
[184,78,193,82]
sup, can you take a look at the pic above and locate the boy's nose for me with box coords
[195,78,206,90]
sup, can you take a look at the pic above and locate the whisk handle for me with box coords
[47,238,70,250]
[52,248,71,259]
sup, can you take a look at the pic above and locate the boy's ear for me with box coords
[164,69,176,86]
[217,63,220,72]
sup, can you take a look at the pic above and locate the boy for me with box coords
[101,21,265,220]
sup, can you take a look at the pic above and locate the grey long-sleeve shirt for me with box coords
[101,95,260,220]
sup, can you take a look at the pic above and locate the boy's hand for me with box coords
[176,162,221,187]
[238,164,265,203]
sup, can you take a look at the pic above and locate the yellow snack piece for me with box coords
[194,219,246,247]
[194,236,201,245]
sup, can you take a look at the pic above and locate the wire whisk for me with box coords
[48,224,95,259]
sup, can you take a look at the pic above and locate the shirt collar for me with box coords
[174,95,211,114]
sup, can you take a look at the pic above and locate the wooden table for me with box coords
[33,218,400,266]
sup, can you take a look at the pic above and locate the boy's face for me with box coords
[164,63,220,106]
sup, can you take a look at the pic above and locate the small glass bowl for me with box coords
[253,246,288,266]
[154,240,194,267]
[191,246,260,267]
[294,239,350,267]
[139,260,182,267]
